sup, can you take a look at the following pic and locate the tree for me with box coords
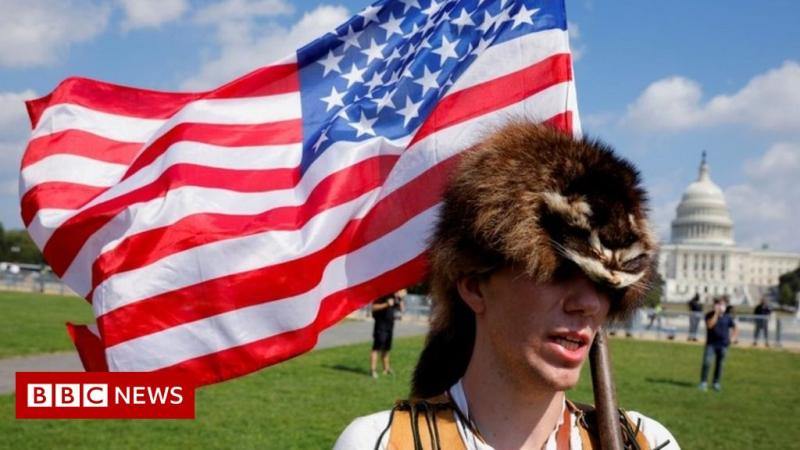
[0,221,6,261]
[643,271,664,308]
[3,228,44,264]
[778,266,800,307]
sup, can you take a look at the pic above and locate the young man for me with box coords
[335,123,679,449]
[699,297,737,392]
[370,289,406,378]
[687,294,702,342]
[752,297,771,347]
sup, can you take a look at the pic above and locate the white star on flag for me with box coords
[433,34,460,65]
[415,66,441,95]
[320,86,346,111]
[512,5,540,29]
[372,89,395,113]
[339,25,362,51]
[350,110,378,137]
[342,63,367,88]
[397,95,423,127]
[312,128,329,153]
[450,8,475,33]
[359,4,382,26]
[318,50,344,77]
[400,0,422,14]
[362,38,387,65]
[363,71,384,91]
[382,12,405,37]
[476,10,496,33]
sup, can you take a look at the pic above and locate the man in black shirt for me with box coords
[699,297,737,391]
[753,297,772,347]
[687,294,702,341]
[370,290,405,378]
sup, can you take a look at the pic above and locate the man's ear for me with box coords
[456,275,487,314]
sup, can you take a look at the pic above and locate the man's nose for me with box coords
[564,277,608,317]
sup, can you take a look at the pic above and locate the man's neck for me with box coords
[461,352,565,450]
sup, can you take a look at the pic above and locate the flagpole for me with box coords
[589,328,624,450]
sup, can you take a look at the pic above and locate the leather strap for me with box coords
[387,395,466,450]
[555,404,573,450]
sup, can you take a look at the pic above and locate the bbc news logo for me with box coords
[28,383,109,407]
[16,372,195,419]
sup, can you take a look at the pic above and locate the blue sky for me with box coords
[1,0,798,252]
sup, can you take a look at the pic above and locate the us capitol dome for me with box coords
[657,153,799,305]
[670,152,734,246]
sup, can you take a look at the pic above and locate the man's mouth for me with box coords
[553,336,584,351]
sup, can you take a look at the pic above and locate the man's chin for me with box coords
[543,369,581,391]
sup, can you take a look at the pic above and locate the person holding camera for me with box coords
[370,289,406,378]
[699,297,737,391]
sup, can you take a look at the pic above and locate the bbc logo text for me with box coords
[16,372,194,419]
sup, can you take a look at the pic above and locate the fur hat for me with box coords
[411,121,657,398]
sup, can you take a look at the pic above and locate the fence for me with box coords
[610,308,800,348]
[0,271,77,296]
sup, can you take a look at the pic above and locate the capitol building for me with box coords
[657,154,800,305]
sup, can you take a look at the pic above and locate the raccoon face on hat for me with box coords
[429,120,657,317]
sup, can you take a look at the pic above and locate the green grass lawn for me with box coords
[0,291,93,358]
[2,335,798,449]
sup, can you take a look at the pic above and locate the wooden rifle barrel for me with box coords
[589,328,624,450]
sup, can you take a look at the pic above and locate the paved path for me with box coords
[0,319,428,395]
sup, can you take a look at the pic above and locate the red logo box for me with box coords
[16,372,195,419]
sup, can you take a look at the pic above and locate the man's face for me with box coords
[478,266,611,391]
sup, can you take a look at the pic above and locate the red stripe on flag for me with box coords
[122,118,303,181]
[22,130,142,169]
[155,253,427,386]
[97,156,458,347]
[411,53,573,146]
[66,323,108,372]
[89,154,400,295]
[26,64,299,129]
[543,111,573,134]
[43,163,301,277]
[21,183,108,226]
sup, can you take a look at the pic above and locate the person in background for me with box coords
[699,297,738,392]
[687,294,702,342]
[753,297,772,347]
[369,289,406,378]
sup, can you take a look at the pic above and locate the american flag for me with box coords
[20,0,579,385]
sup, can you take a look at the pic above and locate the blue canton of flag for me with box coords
[296,0,566,173]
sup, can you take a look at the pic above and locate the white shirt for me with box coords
[334,380,680,449]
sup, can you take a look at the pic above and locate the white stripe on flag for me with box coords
[31,93,302,141]
[32,103,165,142]
[20,155,128,196]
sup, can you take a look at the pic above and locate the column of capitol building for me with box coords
[657,152,800,305]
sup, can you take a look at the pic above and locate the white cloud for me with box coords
[0,90,38,228]
[0,0,111,68]
[622,61,800,132]
[193,0,294,25]
[182,3,349,90]
[0,90,37,135]
[567,21,585,61]
[0,139,26,228]
[119,0,189,30]
[725,142,800,252]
